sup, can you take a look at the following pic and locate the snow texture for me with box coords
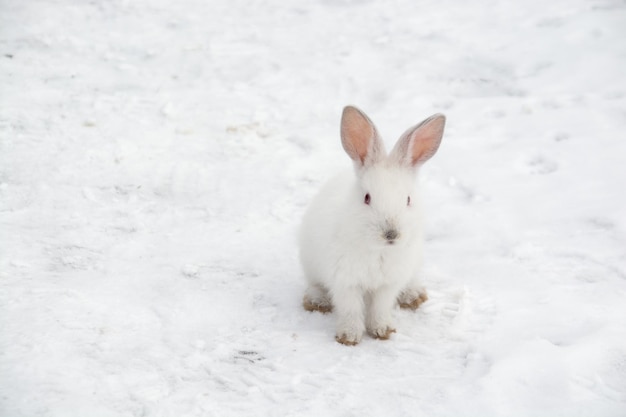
[1,0,626,416]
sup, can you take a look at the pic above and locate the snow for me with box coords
[1,0,626,415]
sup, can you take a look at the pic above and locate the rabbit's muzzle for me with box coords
[383,228,399,244]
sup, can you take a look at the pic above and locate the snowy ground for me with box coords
[1,0,626,415]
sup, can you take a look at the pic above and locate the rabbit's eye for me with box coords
[364,193,371,205]
[407,196,411,206]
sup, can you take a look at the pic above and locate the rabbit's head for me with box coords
[340,106,446,248]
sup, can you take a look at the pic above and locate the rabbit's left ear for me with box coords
[390,114,445,167]
[340,106,385,168]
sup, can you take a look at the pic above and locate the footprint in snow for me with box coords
[421,287,497,337]
[233,350,265,364]
[518,154,558,175]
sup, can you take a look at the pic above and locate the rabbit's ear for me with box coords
[340,106,385,167]
[390,114,445,167]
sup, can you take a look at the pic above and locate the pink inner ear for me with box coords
[344,121,371,163]
[341,108,375,164]
[410,116,445,166]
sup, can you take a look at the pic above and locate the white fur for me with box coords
[298,106,445,344]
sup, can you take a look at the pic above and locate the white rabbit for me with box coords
[299,105,446,345]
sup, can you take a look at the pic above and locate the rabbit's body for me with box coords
[300,167,423,292]
[299,106,446,345]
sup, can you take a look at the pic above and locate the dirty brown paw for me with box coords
[302,296,333,313]
[369,327,396,340]
[335,333,361,346]
[398,291,428,310]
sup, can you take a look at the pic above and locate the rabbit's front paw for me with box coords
[368,324,396,340]
[335,332,362,346]
[335,323,363,345]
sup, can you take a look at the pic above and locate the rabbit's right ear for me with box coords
[390,114,446,168]
[340,106,385,167]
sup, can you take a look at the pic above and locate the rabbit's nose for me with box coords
[384,229,399,242]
